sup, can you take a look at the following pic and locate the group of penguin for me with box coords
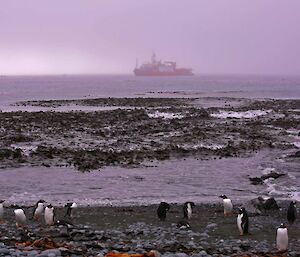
[0,197,298,253]
[0,199,77,229]
[157,195,298,253]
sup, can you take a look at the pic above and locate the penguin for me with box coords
[14,208,27,228]
[177,219,191,229]
[287,201,297,225]
[0,200,4,223]
[237,207,249,235]
[55,219,74,235]
[33,199,46,221]
[19,228,36,242]
[64,202,77,218]
[44,204,55,226]
[219,195,233,216]
[55,219,74,228]
[276,223,288,252]
[183,201,195,220]
[157,202,170,221]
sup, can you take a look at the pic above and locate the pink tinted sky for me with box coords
[0,0,299,75]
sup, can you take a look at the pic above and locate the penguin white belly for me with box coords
[44,208,54,225]
[237,214,243,235]
[187,204,192,219]
[276,228,288,251]
[0,204,3,220]
[14,209,26,227]
[34,204,44,220]
[223,199,233,215]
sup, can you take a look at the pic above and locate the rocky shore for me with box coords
[0,97,299,171]
[0,202,299,256]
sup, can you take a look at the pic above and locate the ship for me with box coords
[134,53,193,76]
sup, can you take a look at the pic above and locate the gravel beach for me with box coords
[0,202,300,256]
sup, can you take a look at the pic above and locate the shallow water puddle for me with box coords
[0,150,298,206]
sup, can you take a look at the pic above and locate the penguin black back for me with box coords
[64,202,73,218]
[157,202,170,221]
[287,201,297,224]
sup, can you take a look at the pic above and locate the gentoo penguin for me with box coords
[55,219,74,228]
[237,207,249,236]
[157,202,170,221]
[287,201,297,225]
[0,200,4,223]
[219,195,233,216]
[14,208,27,228]
[55,219,74,235]
[177,219,191,229]
[44,204,55,226]
[183,202,195,220]
[33,199,46,221]
[64,202,78,218]
[276,223,288,252]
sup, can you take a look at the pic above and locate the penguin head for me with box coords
[0,200,4,204]
[65,202,77,208]
[188,202,195,207]
[159,202,170,211]
[184,201,195,208]
[14,208,25,215]
[238,207,246,214]
[290,200,297,207]
[219,195,228,199]
[279,223,287,229]
[46,204,53,209]
[36,200,46,207]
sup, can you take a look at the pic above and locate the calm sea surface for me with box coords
[0,75,300,107]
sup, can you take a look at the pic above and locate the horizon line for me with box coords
[1,72,300,78]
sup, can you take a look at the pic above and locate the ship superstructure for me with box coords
[134,53,193,76]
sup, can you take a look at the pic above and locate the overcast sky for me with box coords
[0,0,300,75]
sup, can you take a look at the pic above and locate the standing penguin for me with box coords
[157,202,170,221]
[44,204,55,226]
[0,200,4,223]
[219,195,233,216]
[237,207,249,236]
[33,200,46,221]
[276,223,288,252]
[183,202,195,220]
[14,208,27,228]
[287,201,297,225]
[64,202,77,218]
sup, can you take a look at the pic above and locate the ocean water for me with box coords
[0,75,300,108]
[0,74,299,206]
[0,150,296,207]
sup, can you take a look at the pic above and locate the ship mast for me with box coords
[151,52,156,64]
